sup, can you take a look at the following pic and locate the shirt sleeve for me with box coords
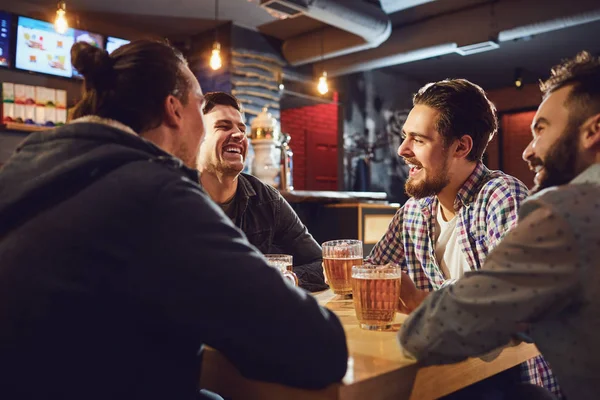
[366,207,406,267]
[143,177,347,388]
[274,194,328,292]
[398,202,581,365]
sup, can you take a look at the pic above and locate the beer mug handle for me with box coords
[283,270,299,287]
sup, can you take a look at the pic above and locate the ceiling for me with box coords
[7,0,600,92]
[385,19,600,90]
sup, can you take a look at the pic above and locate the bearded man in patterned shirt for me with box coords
[367,79,561,396]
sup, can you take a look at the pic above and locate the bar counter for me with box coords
[280,190,388,204]
[200,290,540,400]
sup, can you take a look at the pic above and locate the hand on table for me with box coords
[397,271,430,314]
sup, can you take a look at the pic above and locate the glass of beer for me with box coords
[351,264,401,331]
[265,254,298,287]
[322,239,363,296]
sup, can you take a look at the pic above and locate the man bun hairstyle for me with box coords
[70,40,191,134]
[71,42,115,90]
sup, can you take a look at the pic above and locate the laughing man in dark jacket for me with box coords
[0,40,347,400]
[197,92,328,292]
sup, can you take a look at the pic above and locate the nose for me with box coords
[398,137,413,158]
[522,140,534,163]
[230,130,246,142]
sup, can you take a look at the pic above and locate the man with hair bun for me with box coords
[0,41,347,400]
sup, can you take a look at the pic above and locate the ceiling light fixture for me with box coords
[317,71,328,95]
[54,1,68,34]
[514,68,523,89]
[455,40,499,56]
[316,29,328,95]
[209,0,222,71]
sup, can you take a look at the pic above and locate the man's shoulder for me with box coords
[239,173,281,201]
[476,170,529,203]
[528,181,600,208]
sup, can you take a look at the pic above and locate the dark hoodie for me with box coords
[0,121,347,400]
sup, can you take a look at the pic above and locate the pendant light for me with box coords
[316,29,328,95]
[54,1,68,34]
[209,0,222,70]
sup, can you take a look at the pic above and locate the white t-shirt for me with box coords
[434,202,471,280]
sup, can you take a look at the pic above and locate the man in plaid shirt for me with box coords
[368,79,561,396]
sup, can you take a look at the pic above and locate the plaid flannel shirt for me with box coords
[368,162,561,397]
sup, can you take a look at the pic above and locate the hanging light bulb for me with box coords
[54,1,68,34]
[317,71,329,95]
[209,0,222,70]
[210,41,222,70]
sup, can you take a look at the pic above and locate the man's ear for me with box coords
[163,95,183,129]
[581,112,600,150]
[454,134,473,160]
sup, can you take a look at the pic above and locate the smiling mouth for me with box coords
[532,165,544,184]
[223,146,242,155]
[407,163,423,176]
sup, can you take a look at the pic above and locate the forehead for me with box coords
[534,85,572,124]
[404,104,441,135]
[204,104,244,123]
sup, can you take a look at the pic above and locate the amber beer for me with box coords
[322,240,363,296]
[323,257,363,295]
[352,265,401,330]
[265,254,298,286]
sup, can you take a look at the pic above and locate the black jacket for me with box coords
[233,173,328,292]
[0,122,347,400]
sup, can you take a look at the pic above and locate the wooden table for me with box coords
[200,290,540,400]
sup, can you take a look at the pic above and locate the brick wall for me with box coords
[280,93,339,190]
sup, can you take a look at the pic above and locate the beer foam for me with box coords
[352,273,401,280]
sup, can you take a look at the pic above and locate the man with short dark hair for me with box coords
[399,51,600,400]
[366,79,559,395]
[0,41,347,400]
[198,92,328,292]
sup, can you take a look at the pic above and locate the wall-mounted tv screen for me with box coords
[72,29,104,78]
[106,36,129,54]
[0,11,13,68]
[15,16,74,78]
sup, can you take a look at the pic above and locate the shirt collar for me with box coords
[70,116,138,136]
[237,173,257,200]
[454,161,490,209]
[418,161,490,211]
[70,115,200,182]
[571,163,600,185]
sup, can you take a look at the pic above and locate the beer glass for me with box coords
[351,264,401,331]
[265,254,298,287]
[322,240,363,296]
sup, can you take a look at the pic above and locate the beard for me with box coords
[531,119,581,194]
[404,154,451,199]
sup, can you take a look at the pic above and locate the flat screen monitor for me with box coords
[72,29,104,78]
[15,16,74,78]
[0,11,12,68]
[106,36,129,54]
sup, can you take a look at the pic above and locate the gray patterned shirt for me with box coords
[399,163,600,400]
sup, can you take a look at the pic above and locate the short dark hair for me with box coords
[413,79,498,162]
[540,51,600,126]
[202,92,241,114]
[70,40,191,134]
